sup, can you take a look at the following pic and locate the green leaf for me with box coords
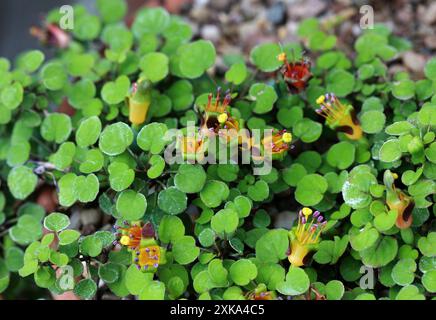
[138,280,165,300]
[326,141,356,169]
[1,82,23,110]
[58,230,81,246]
[101,75,130,105]
[132,7,170,37]
[172,236,199,265]
[325,280,345,300]
[73,14,101,41]
[379,139,402,162]
[177,40,216,79]
[116,190,147,220]
[200,180,229,208]
[396,285,425,300]
[361,236,398,268]
[350,226,379,251]
[99,122,133,156]
[80,235,103,257]
[249,83,278,114]
[41,113,72,144]
[360,110,386,134]
[255,229,289,263]
[313,235,349,265]
[392,79,415,100]
[125,264,153,295]
[140,52,169,83]
[96,0,127,23]
[44,212,70,232]
[98,263,121,284]
[225,62,248,85]
[41,62,67,90]
[229,259,258,286]
[79,149,104,174]
[392,258,416,286]
[424,57,436,80]
[158,215,185,244]
[137,122,168,154]
[9,215,42,245]
[211,208,239,235]
[108,162,135,192]
[174,164,207,194]
[422,269,436,293]
[250,43,282,72]
[277,267,310,296]
[158,187,187,215]
[295,174,328,206]
[74,174,99,203]
[17,50,45,73]
[293,118,322,143]
[326,69,355,97]
[7,166,38,200]
[74,279,97,300]
[76,116,102,148]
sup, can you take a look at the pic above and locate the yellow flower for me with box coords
[262,129,293,159]
[133,245,161,271]
[218,112,228,124]
[288,208,326,267]
[128,80,152,125]
[315,93,363,140]
[277,52,287,62]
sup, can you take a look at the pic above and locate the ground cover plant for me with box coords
[0,1,435,300]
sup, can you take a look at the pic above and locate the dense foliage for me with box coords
[0,1,435,300]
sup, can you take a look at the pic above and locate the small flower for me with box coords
[288,207,327,267]
[30,23,71,49]
[114,221,164,272]
[177,134,208,162]
[134,245,162,271]
[200,88,234,137]
[204,87,232,114]
[383,170,414,229]
[128,79,152,125]
[262,129,293,160]
[279,53,312,93]
[115,221,155,250]
[315,93,363,140]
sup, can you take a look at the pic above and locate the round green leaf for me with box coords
[158,187,187,215]
[116,190,147,220]
[229,259,258,286]
[7,166,38,200]
[76,116,102,148]
[174,164,207,194]
[295,174,328,206]
[99,122,133,156]
[44,212,70,232]
[41,113,72,144]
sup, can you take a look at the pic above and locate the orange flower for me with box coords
[133,245,161,271]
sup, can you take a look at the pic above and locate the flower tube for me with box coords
[383,170,414,229]
[315,93,363,140]
[288,207,327,267]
